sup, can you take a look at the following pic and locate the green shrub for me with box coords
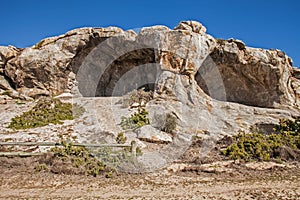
[8,98,84,129]
[274,117,300,133]
[222,117,300,161]
[120,108,149,130]
[50,141,109,177]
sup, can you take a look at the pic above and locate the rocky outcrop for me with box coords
[0,21,298,109]
[0,46,20,74]
[2,27,132,98]
[291,68,300,107]
[1,20,300,172]
[204,39,296,108]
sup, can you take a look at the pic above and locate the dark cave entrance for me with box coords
[95,48,159,97]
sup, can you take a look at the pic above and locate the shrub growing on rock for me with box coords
[8,98,84,129]
[116,132,127,144]
[120,108,150,130]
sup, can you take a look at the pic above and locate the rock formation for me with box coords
[0,20,299,172]
[0,21,298,108]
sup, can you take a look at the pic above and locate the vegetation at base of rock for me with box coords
[121,88,153,108]
[38,140,113,177]
[274,117,300,134]
[8,97,85,130]
[222,117,300,161]
[120,108,150,130]
[116,132,127,144]
[162,113,177,133]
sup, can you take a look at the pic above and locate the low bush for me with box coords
[34,163,48,172]
[120,108,150,130]
[222,117,300,161]
[8,97,84,129]
[116,132,127,144]
[38,140,112,177]
[136,146,143,156]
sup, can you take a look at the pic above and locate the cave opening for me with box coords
[95,48,159,97]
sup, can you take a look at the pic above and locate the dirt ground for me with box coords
[0,156,300,199]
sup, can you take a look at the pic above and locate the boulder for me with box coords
[4,27,129,97]
[0,45,20,73]
[136,125,173,143]
[174,21,207,35]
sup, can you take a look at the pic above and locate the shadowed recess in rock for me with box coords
[96,48,158,97]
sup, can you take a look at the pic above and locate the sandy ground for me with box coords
[0,157,300,199]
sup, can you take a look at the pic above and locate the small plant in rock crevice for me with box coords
[116,132,127,144]
[120,108,150,130]
[136,146,143,156]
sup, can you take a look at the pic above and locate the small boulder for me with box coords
[174,21,207,34]
[136,125,172,143]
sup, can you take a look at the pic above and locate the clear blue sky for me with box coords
[1,0,299,67]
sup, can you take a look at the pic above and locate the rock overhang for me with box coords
[0,20,299,109]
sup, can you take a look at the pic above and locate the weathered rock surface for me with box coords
[3,27,130,98]
[0,46,20,74]
[174,21,207,35]
[136,125,173,143]
[205,39,296,108]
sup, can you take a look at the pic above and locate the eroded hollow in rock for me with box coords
[96,48,158,97]
[196,54,281,108]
